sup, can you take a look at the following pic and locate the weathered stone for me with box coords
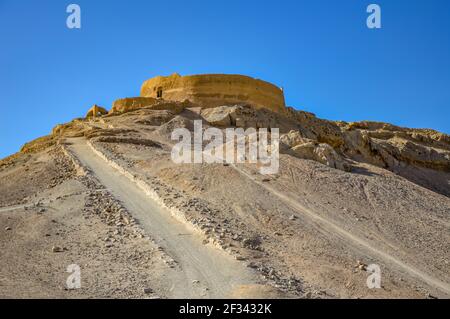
[141,73,286,113]
[110,97,187,115]
[143,287,153,294]
[201,106,234,127]
[110,97,158,114]
[281,130,350,172]
[86,104,108,118]
[52,246,63,253]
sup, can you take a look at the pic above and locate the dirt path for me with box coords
[0,205,27,213]
[232,164,450,296]
[67,138,261,299]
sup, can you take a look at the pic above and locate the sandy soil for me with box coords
[1,107,449,299]
[67,137,281,298]
[81,109,449,299]
[0,150,170,298]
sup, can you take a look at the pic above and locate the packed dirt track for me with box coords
[67,137,278,298]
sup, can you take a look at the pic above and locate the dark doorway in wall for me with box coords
[157,87,163,98]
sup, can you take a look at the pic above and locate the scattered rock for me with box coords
[52,246,63,253]
[143,287,153,294]
[246,262,258,269]
[355,260,367,271]
[242,236,261,249]
[200,106,234,127]
[283,133,351,172]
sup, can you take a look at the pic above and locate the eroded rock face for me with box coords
[52,120,88,138]
[110,98,188,115]
[147,100,189,114]
[281,109,450,174]
[156,116,195,138]
[293,143,350,172]
[200,105,298,132]
[280,130,350,172]
[286,108,345,148]
[341,122,450,172]
[134,110,176,127]
[200,106,235,127]
[110,97,158,114]
[198,105,450,174]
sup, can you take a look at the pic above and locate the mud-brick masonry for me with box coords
[140,73,286,113]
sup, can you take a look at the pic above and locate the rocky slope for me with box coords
[0,100,449,299]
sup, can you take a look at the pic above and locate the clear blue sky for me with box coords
[1,0,450,158]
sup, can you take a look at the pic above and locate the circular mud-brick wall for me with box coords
[140,73,286,113]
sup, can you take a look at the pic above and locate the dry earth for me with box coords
[1,102,449,299]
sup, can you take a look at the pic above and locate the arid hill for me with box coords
[1,95,449,298]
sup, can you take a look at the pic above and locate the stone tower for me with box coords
[140,73,286,113]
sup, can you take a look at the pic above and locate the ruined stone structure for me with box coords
[140,73,286,113]
[86,104,108,118]
[110,97,158,114]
